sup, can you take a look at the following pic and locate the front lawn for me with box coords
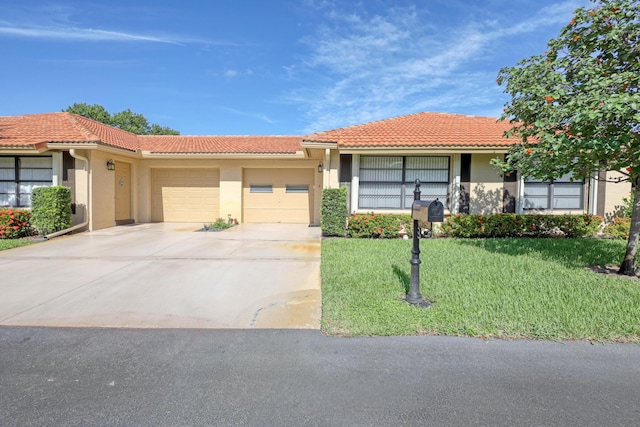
[0,239,35,251]
[321,238,640,341]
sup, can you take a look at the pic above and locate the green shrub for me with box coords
[347,213,413,238]
[321,187,348,237]
[30,186,72,235]
[440,213,602,238]
[0,209,32,239]
[621,192,635,218]
[603,217,631,239]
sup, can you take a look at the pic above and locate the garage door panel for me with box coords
[152,169,219,222]
[243,168,313,223]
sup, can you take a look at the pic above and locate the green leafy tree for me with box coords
[493,0,640,276]
[64,103,179,135]
[64,103,111,124]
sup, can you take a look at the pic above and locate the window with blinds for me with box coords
[0,156,53,207]
[523,172,583,210]
[358,156,449,209]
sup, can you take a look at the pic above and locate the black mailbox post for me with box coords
[406,179,433,308]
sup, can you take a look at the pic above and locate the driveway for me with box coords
[0,223,321,329]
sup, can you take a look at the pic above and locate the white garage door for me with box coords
[243,168,314,223]
[151,168,220,222]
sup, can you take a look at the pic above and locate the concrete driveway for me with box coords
[0,223,321,329]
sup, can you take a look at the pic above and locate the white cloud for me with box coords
[216,106,275,125]
[293,1,590,133]
[0,23,186,45]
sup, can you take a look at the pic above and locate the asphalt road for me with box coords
[1,327,639,426]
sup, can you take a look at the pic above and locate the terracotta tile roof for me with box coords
[71,114,140,151]
[138,135,303,154]
[0,112,139,151]
[303,112,514,148]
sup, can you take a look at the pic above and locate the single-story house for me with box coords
[0,111,630,233]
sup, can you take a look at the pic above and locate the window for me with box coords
[358,156,449,209]
[0,156,53,207]
[523,172,584,210]
[250,185,272,193]
[286,185,309,193]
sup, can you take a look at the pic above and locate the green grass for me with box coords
[321,237,640,342]
[0,239,36,251]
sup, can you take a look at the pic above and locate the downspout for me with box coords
[45,149,90,239]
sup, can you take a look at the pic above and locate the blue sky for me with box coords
[0,0,591,136]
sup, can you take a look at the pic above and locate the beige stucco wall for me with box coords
[86,150,140,231]
[469,153,504,215]
[603,171,632,221]
[70,150,90,229]
[219,166,243,221]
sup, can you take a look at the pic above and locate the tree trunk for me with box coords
[619,181,640,276]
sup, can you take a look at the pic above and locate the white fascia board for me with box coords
[300,141,338,149]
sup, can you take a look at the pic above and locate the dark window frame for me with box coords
[249,184,273,193]
[523,178,585,211]
[285,185,309,193]
[358,156,450,210]
[0,156,53,207]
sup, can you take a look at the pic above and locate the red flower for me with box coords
[545,96,554,102]
[526,148,533,154]
[627,167,634,173]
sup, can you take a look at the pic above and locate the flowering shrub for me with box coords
[347,213,413,239]
[440,213,602,238]
[0,209,32,239]
[602,217,631,239]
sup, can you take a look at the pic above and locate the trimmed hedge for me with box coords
[440,213,602,238]
[321,187,348,237]
[0,209,32,239]
[31,186,72,235]
[348,213,414,238]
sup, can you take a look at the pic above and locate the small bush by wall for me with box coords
[348,213,413,238]
[602,217,631,239]
[0,209,32,239]
[321,187,348,237]
[440,213,602,238]
[31,186,72,235]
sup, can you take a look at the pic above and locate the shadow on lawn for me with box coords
[452,237,626,270]
[392,265,410,294]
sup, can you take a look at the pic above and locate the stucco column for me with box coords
[351,154,360,214]
[516,175,524,214]
[52,152,62,186]
[588,172,598,215]
[219,165,243,222]
[451,153,461,214]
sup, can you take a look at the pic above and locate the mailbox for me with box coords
[411,200,430,222]
[427,199,444,222]
[411,199,444,223]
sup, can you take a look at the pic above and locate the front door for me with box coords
[115,161,132,224]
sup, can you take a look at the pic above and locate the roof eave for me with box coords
[300,140,338,149]
[140,151,306,159]
[338,145,512,155]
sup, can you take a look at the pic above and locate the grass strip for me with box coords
[0,239,36,251]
